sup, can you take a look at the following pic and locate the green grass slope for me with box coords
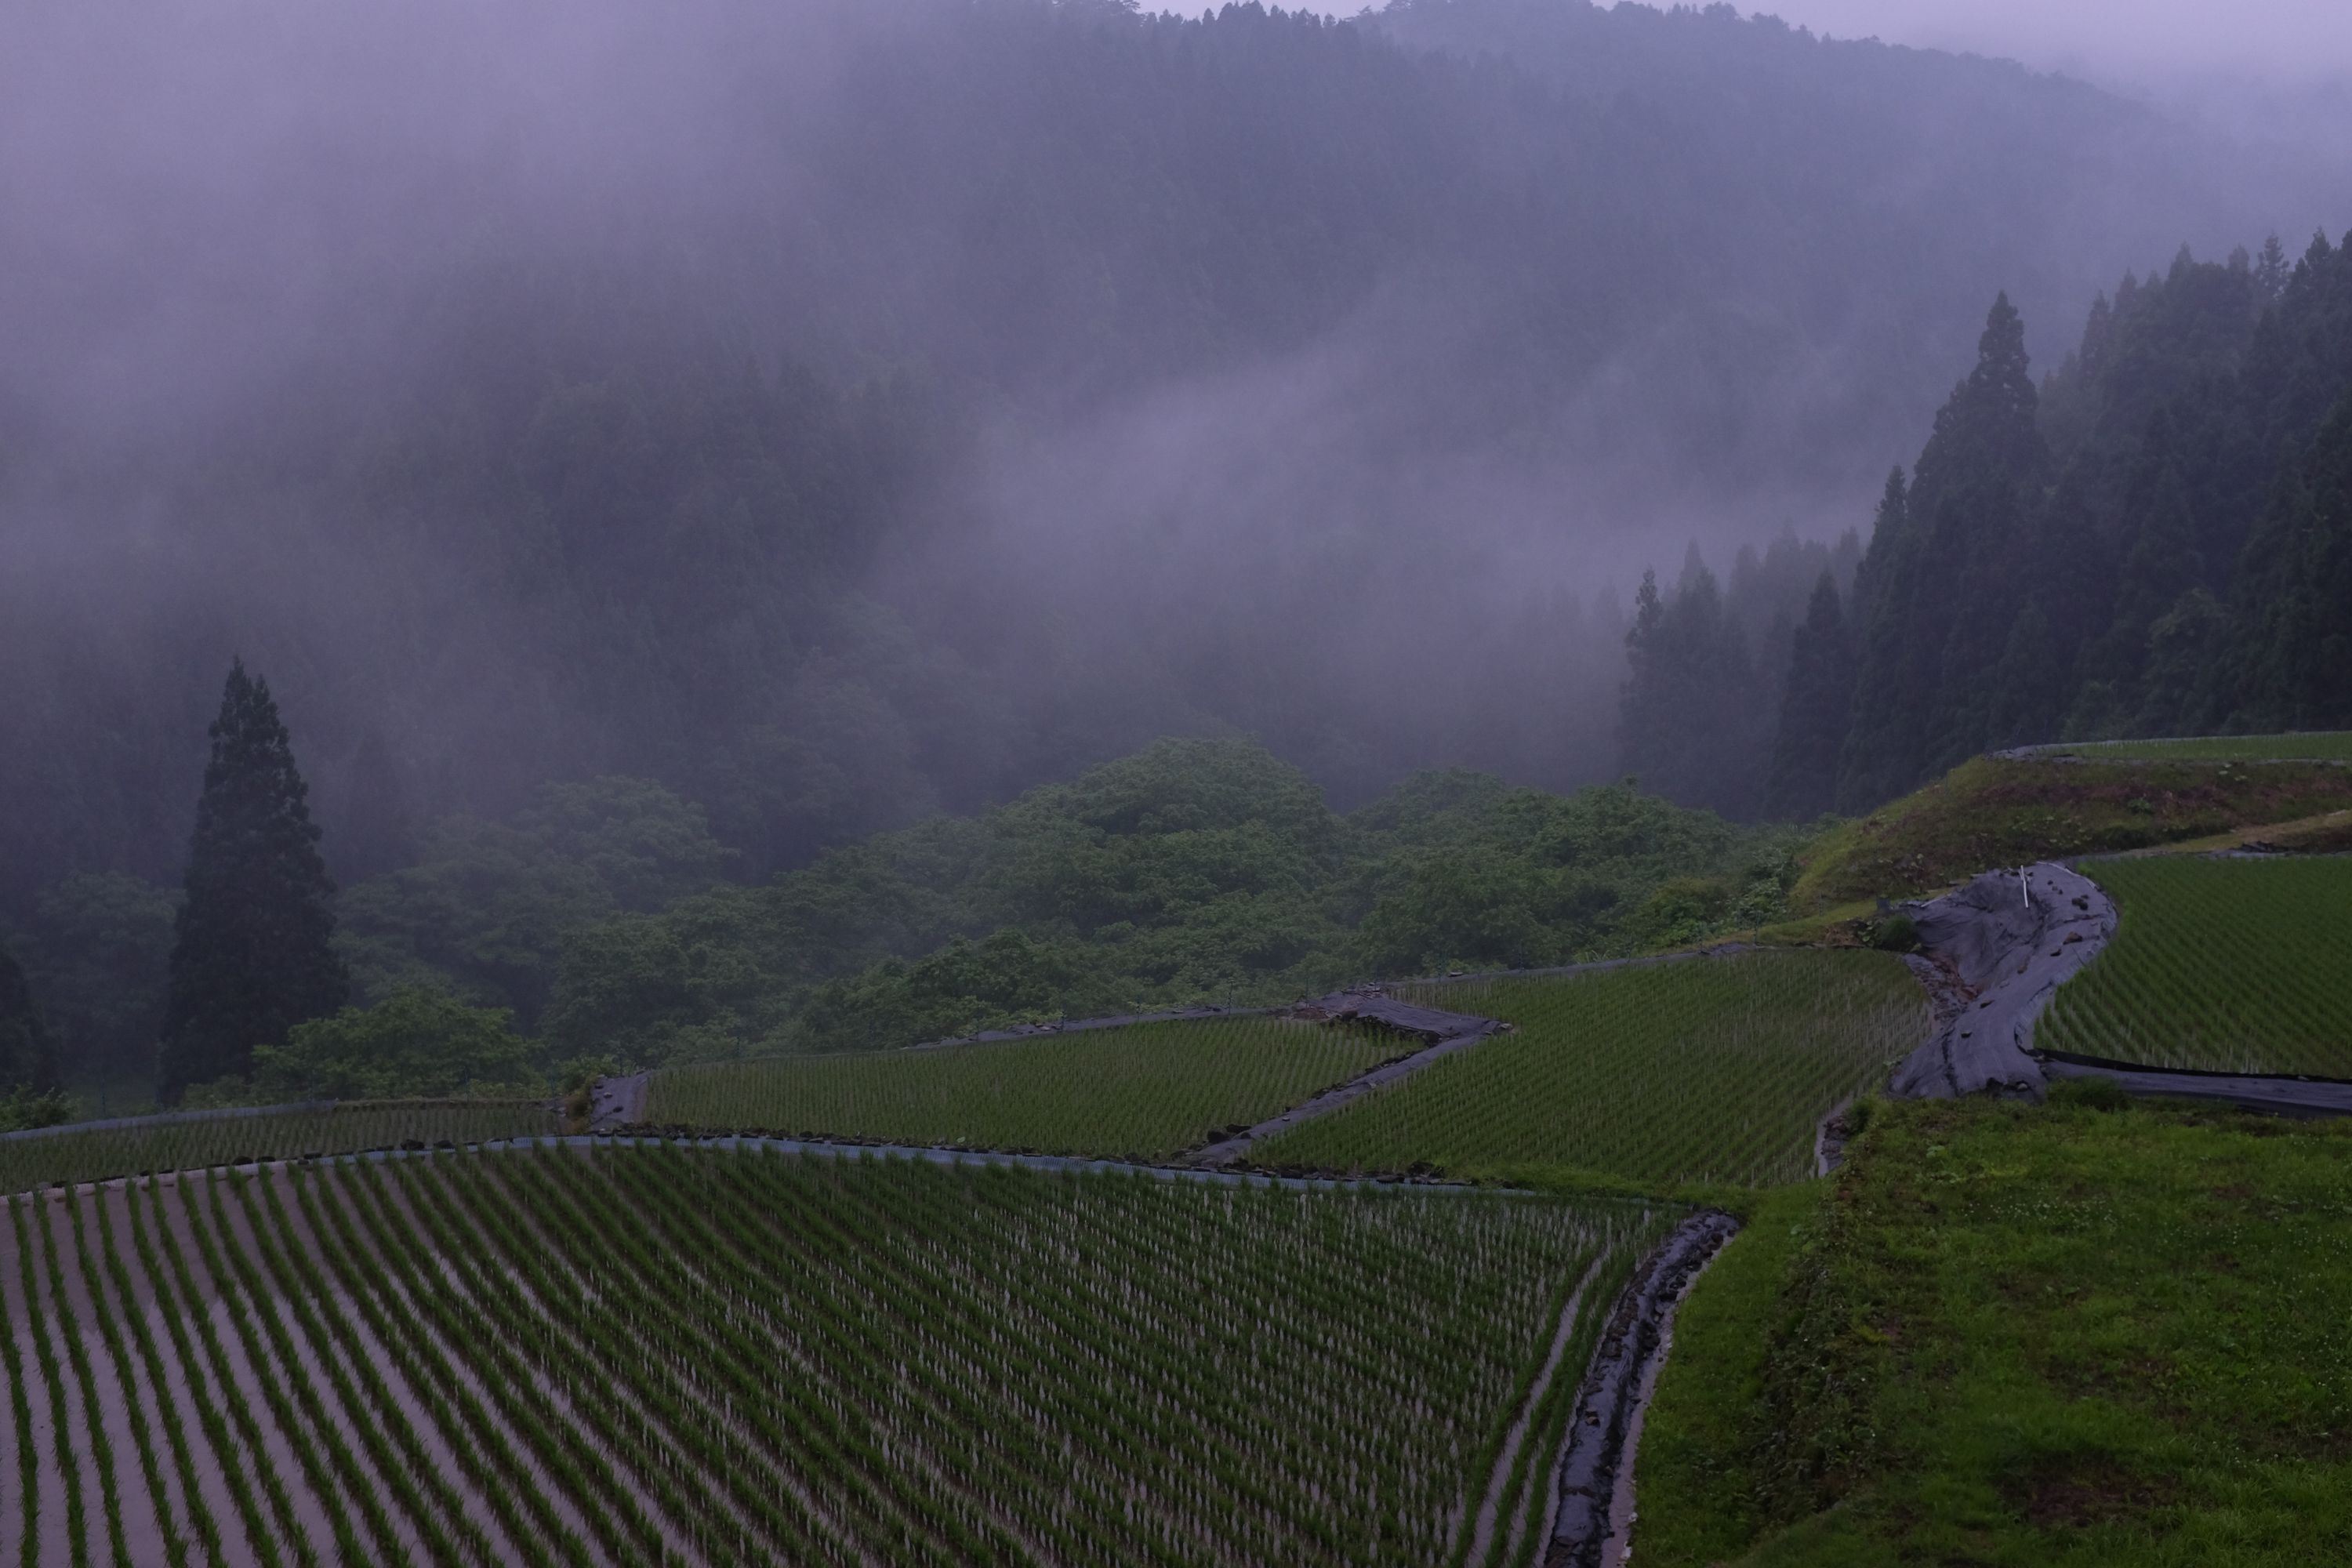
[1253,952,1926,1191]
[1792,755,2352,911]
[2045,857,2352,1077]
[2031,732,2352,762]
[1635,1094,2352,1566]
[642,1014,1399,1158]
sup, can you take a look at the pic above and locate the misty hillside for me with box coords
[2,0,2339,924]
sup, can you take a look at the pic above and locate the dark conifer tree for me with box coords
[0,943,58,1094]
[1619,560,1767,818]
[1833,468,1918,810]
[1762,572,1853,819]
[158,661,349,1101]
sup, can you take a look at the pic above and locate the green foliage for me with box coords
[646,1014,1399,1158]
[2045,1073,2130,1112]
[2031,730,2352,761]
[1789,754,2352,911]
[1828,238,2352,809]
[789,931,1102,1056]
[1763,572,1856,822]
[338,775,730,1029]
[249,989,535,1102]
[2044,857,2352,1076]
[0,1088,71,1134]
[541,742,1795,1062]
[1258,951,1927,1190]
[1621,561,1770,820]
[158,662,349,1102]
[16,873,177,1087]
[0,943,56,1095]
[1635,1096,2352,1565]
[1863,913,1918,952]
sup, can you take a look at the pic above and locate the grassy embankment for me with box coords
[2028,732,2352,762]
[1636,1092,2352,1566]
[1788,753,2352,914]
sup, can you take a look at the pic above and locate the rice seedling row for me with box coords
[0,1102,559,1202]
[0,1145,1663,1566]
[643,1015,1403,1160]
[2042,856,2352,1077]
[1256,951,1929,1189]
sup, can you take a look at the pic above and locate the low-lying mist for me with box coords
[2,0,2344,916]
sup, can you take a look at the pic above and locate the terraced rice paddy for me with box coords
[0,1102,558,1200]
[2042,856,2352,1077]
[644,1016,1402,1158]
[1256,952,1929,1188]
[0,1145,1661,1567]
[2034,731,2352,761]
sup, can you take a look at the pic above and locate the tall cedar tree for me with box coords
[1763,572,1854,819]
[0,944,58,1093]
[1618,561,1768,819]
[1832,469,1916,811]
[158,662,349,1100]
[1838,296,2046,801]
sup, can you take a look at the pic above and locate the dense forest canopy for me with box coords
[2,0,2347,1100]
[3,0,2336,913]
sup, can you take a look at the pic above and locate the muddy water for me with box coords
[1,1202,76,1564]
[67,1189,198,1563]
[270,1170,541,1567]
[319,1171,620,1566]
[206,1181,433,1565]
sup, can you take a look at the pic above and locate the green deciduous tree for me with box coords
[251,987,533,1100]
[158,661,349,1101]
[21,872,178,1087]
[0,941,58,1094]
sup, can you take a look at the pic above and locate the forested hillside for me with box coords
[3,0,2332,926]
[5,735,1802,1098]
[1782,234,2352,810]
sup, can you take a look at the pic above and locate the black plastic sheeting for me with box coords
[1889,862,2115,1098]
[2039,1054,2352,1116]
[1544,1209,1741,1568]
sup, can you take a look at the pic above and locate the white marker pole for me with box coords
[2020,867,2031,909]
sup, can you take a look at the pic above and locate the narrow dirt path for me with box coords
[585,1073,648,1133]
[1542,1210,1740,1568]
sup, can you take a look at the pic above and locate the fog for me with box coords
[2,0,2346,912]
[1754,0,2352,85]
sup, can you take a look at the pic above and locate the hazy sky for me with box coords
[1747,0,2352,85]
